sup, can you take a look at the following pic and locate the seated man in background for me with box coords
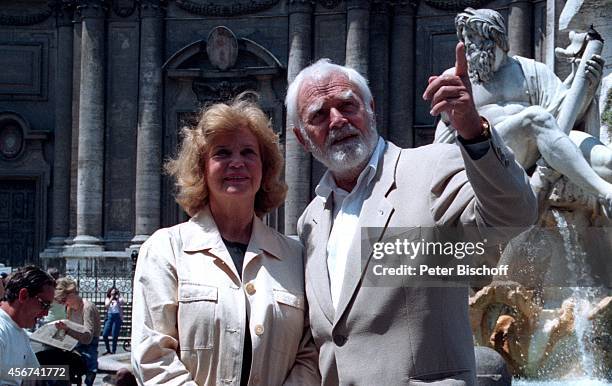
[0,266,55,386]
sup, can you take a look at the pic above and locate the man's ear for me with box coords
[370,99,375,113]
[18,288,29,303]
[293,127,309,151]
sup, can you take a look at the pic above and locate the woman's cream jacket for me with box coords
[131,207,320,386]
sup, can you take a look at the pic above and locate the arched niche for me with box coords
[161,27,286,229]
[0,111,50,266]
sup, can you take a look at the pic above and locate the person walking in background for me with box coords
[55,277,101,386]
[102,286,124,355]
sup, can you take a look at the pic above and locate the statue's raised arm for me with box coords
[434,7,612,215]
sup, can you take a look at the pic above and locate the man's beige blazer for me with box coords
[298,135,537,386]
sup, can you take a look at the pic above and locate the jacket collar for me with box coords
[183,206,284,260]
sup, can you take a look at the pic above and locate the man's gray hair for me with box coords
[455,8,509,53]
[285,58,373,131]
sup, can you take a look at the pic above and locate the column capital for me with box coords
[371,0,392,14]
[76,0,108,19]
[288,0,315,13]
[391,0,417,15]
[140,0,167,18]
[346,0,369,10]
[53,0,76,26]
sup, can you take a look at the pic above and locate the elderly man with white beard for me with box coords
[435,8,612,211]
[286,41,537,383]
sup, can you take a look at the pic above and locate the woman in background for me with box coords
[55,277,101,386]
[102,286,124,355]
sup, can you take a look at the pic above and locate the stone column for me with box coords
[345,0,370,76]
[46,2,74,252]
[284,0,313,235]
[369,1,391,136]
[72,0,107,250]
[388,2,416,148]
[545,0,571,78]
[131,0,165,248]
[508,0,533,58]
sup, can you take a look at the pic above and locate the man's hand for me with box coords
[423,42,482,140]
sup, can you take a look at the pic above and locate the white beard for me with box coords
[468,47,495,84]
[305,123,378,174]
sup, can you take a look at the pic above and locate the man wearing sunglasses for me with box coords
[0,265,56,385]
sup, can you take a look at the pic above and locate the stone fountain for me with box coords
[464,2,612,382]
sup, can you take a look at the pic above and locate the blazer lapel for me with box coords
[334,143,401,323]
[307,195,335,325]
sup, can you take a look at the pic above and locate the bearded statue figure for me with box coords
[435,8,611,214]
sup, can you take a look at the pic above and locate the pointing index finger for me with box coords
[455,42,468,78]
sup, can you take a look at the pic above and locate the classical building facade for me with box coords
[0,0,552,268]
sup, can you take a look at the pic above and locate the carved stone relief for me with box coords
[318,0,341,9]
[112,0,136,17]
[192,79,258,103]
[422,0,491,11]
[206,26,238,71]
[0,1,53,26]
[174,0,280,16]
[0,122,24,160]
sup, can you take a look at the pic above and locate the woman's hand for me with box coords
[55,321,69,331]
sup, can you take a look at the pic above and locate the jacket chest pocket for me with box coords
[270,289,305,353]
[177,282,218,350]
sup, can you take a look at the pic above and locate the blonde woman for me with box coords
[131,95,319,385]
[55,277,101,386]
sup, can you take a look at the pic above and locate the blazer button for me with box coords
[255,324,265,336]
[245,282,256,295]
[333,334,347,346]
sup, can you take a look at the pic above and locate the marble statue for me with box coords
[436,8,612,379]
[434,8,611,213]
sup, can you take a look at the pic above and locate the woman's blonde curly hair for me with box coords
[55,277,78,302]
[165,94,287,217]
